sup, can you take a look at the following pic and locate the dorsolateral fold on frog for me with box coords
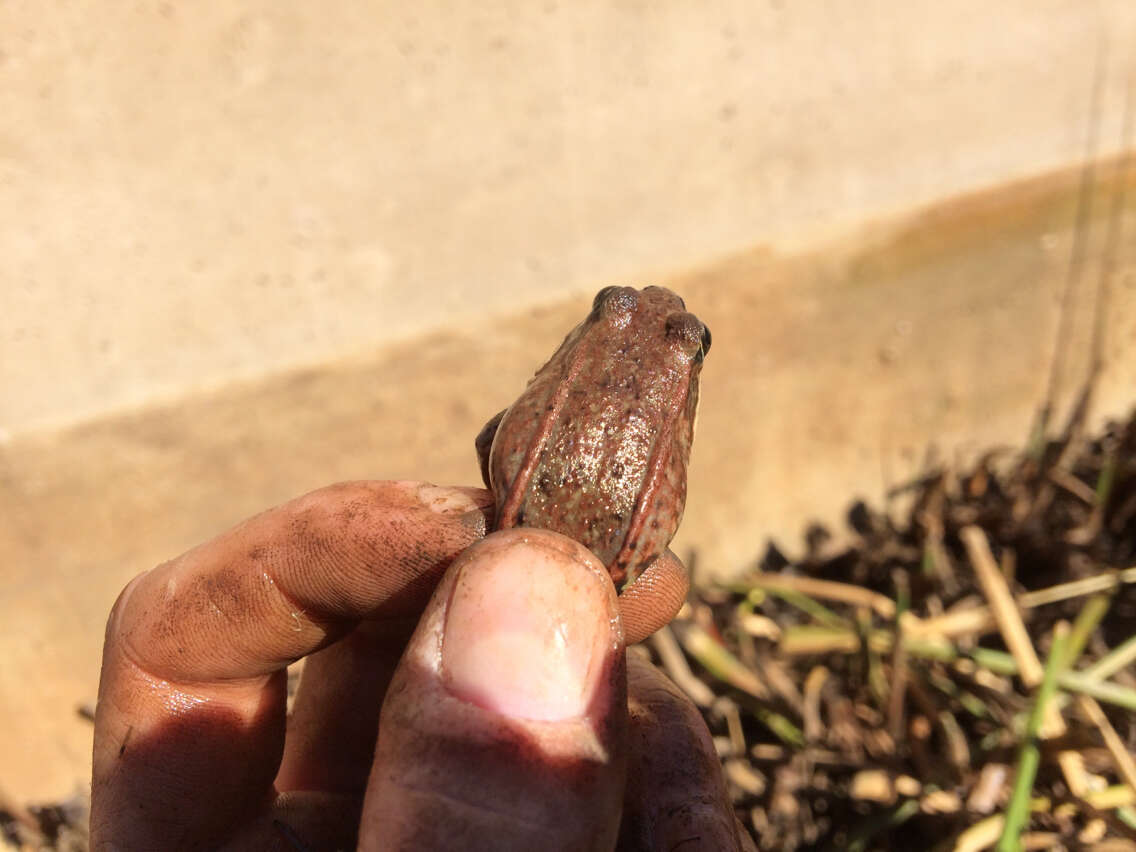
[475,285,710,621]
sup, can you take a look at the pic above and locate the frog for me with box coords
[475,285,710,628]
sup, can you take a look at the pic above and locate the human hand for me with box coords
[92,481,752,850]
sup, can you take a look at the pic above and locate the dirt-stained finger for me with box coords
[275,619,416,795]
[92,481,491,850]
[618,653,749,851]
[110,481,491,684]
[361,529,628,851]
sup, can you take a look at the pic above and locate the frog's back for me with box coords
[481,286,708,585]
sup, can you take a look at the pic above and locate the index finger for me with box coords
[91,480,491,849]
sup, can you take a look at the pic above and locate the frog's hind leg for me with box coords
[618,550,689,644]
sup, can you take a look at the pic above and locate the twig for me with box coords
[997,622,1069,852]
[938,708,972,773]
[906,566,1136,642]
[715,696,747,756]
[649,624,716,707]
[1056,593,1110,796]
[780,625,861,655]
[724,759,766,797]
[1077,694,1136,794]
[766,587,851,630]
[905,605,1000,641]
[1084,785,1136,810]
[1082,634,1136,682]
[675,620,770,702]
[968,764,1011,815]
[961,526,1043,687]
[1058,671,1136,712]
[1063,593,1112,668]
[1019,567,1136,607]
[780,625,1136,712]
[741,572,897,620]
[1047,467,1098,504]
[802,666,828,745]
[749,743,850,767]
[955,814,1004,852]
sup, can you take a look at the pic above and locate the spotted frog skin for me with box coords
[476,285,710,587]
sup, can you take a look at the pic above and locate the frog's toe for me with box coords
[617,550,688,644]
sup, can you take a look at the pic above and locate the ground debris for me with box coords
[0,788,87,852]
[655,409,1136,851]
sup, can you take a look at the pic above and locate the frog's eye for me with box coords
[592,286,618,312]
[691,324,712,365]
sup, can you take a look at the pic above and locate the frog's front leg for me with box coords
[475,409,505,490]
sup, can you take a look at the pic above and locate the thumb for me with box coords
[360,529,628,851]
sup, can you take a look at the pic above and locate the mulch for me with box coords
[649,405,1136,850]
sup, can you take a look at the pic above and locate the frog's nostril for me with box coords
[592,285,639,316]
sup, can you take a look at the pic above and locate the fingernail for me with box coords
[397,482,493,536]
[440,530,619,721]
[404,482,492,517]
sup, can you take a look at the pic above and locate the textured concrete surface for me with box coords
[2,1,1134,434]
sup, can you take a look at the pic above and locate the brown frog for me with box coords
[476,285,710,620]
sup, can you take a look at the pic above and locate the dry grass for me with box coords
[653,408,1136,850]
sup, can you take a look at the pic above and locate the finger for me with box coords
[279,531,683,794]
[619,549,689,644]
[92,481,491,850]
[618,654,747,851]
[361,529,628,852]
[275,619,415,794]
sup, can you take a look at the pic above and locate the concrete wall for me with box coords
[3,1,1134,435]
